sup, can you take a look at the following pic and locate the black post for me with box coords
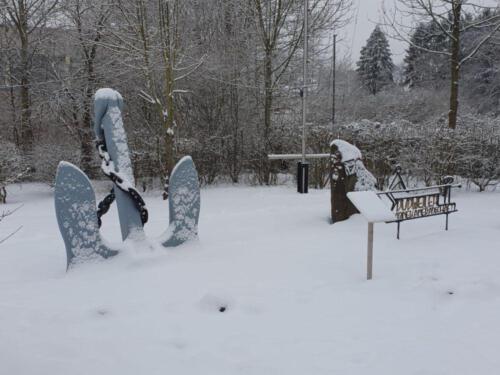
[445,184,451,230]
[297,162,309,194]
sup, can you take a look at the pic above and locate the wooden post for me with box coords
[367,222,374,280]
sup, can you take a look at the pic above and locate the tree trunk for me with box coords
[230,82,240,183]
[80,89,94,177]
[0,187,7,204]
[79,128,95,177]
[163,62,175,176]
[158,0,176,178]
[80,60,97,177]
[448,1,462,130]
[264,51,273,142]
[19,8,33,159]
[262,50,273,184]
[6,63,18,143]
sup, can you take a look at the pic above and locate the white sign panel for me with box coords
[347,191,396,223]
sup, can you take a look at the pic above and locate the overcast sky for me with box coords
[339,0,405,65]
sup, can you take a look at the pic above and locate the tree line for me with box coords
[1,0,499,201]
[1,0,351,189]
[358,1,500,130]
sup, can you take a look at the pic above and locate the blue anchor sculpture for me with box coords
[54,88,200,268]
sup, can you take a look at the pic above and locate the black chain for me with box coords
[97,189,115,228]
[128,186,149,224]
[95,140,148,227]
[162,173,169,200]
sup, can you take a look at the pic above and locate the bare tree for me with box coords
[384,0,500,129]
[0,205,22,244]
[111,0,204,178]
[0,19,19,140]
[190,0,250,183]
[53,0,112,176]
[249,0,352,183]
[0,0,59,159]
[0,141,30,203]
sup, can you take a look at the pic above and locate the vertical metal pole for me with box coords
[297,0,309,195]
[446,214,449,231]
[397,221,400,240]
[331,33,337,135]
[367,222,374,280]
[301,0,308,164]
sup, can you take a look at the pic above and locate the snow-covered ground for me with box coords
[1,183,499,375]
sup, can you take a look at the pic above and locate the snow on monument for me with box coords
[55,88,200,269]
[330,139,376,223]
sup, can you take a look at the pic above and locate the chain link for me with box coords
[162,174,169,200]
[95,140,148,228]
[97,189,115,227]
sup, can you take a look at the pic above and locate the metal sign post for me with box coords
[347,191,396,280]
[367,222,374,280]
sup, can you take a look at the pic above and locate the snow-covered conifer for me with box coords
[403,22,448,88]
[356,26,394,95]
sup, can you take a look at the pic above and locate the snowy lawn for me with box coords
[1,184,499,375]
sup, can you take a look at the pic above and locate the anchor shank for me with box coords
[94,89,144,241]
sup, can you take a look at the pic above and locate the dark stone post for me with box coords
[330,144,358,223]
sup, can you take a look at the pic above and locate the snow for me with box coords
[330,139,362,162]
[353,160,377,191]
[170,155,192,177]
[1,183,500,374]
[347,191,396,222]
[94,88,123,102]
[329,139,376,191]
[108,106,135,182]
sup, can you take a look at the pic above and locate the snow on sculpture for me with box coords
[55,88,200,269]
[330,139,376,223]
[54,162,119,266]
[161,156,200,247]
[94,88,144,241]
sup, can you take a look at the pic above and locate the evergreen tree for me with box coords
[461,8,500,113]
[403,23,428,87]
[356,26,394,95]
[403,22,448,88]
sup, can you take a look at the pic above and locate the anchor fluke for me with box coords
[54,162,119,268]
[161,156,201,247]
